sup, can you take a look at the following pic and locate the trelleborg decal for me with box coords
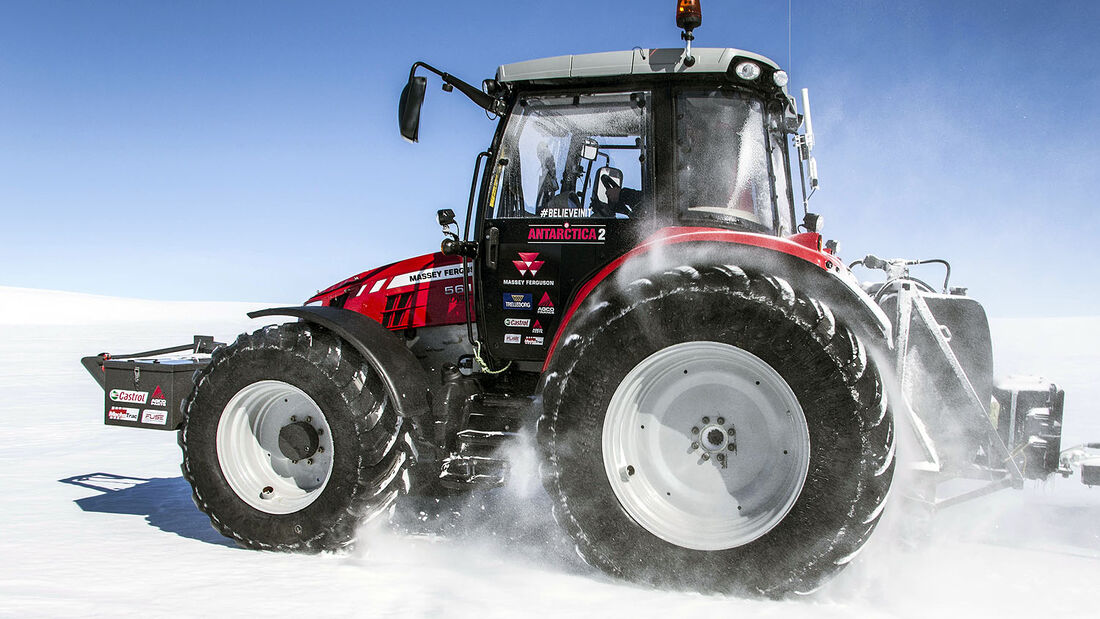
[502,293,533,310]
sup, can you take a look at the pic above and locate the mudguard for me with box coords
[248,306,432,419]
[545,235,893,368]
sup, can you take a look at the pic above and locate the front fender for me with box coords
[248,306,432,418]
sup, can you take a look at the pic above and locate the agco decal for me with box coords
[141,410,168,425]
[502,293,533,310]
[532,320,543,334]
[504,333,522,344]
[109,389,148,404]
[505,318,530,328]
[537,293,555,315]
[107,407,140,422]
[150,385,167,408]
[527,222,606,244]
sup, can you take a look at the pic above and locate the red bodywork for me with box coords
[309,228,835,363]
[308,253,471,331]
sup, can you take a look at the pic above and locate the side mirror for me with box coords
[399,76,428,143]
[580,138,599,161]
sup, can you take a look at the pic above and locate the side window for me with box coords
[487,92,650,219]
[675,91,774,231]
[771,130,794,236]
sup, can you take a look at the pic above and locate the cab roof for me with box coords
[496,47,782,83]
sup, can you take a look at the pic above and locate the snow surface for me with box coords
[1,285,1097,617]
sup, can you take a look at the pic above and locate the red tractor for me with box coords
[83,3,1078,596]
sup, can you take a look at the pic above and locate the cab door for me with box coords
[474,90,655,364]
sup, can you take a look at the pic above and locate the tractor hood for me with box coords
[306,253,471,331]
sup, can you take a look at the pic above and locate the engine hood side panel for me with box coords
[308,252,472,331]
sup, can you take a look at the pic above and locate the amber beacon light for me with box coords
[676,0,702,31]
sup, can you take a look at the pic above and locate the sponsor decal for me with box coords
[387,264,466,289]
[512,252,545,277]
[501,279,554,286]
[524,336,544,346]
[532,320,544,334]
[539,208,591,218]
[502,293,533,310]
[150,385,167,408]
[109,389,148,404]
[527,222,607,244]
[537,293,555,315]
[141,409,168,425]
[504,333,522,344]
[107,406,140,422]
[505,318,531,328]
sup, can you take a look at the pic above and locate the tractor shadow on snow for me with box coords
[59,472,237,548]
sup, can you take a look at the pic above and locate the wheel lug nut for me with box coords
[691,427,699,434]
[317,446,325,453]
[317,428,324,435]
[306,458,314,465]
[717,417,725,425]
[727,428,736,436]
[691,442,700,450]
[290,415,297,422]
[727,444,736,451]
[717,453,725,461]
[306,416,312,423]
[702,453,711,461]
[702,416,710,424]
[291,459,299,464]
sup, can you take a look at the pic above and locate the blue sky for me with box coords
[1,1,1097,317]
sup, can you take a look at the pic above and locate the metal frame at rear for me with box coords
[892,282,1025,508]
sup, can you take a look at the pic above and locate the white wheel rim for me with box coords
[216,380,334,515]
[602,341,810,551]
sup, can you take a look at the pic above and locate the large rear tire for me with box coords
[180,322,410,551]
[538,264,894,596]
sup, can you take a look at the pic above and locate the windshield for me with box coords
[488,92,651,219]
[675,90,774,230]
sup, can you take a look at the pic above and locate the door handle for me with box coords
[485,226,500,270]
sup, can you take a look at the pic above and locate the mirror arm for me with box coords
[410,61,503,115]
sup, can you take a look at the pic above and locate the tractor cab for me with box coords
[401,47,809,366]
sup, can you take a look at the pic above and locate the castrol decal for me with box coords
[109,389,148,404]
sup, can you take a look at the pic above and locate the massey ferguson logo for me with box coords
[150,385,167,408]
[537,293,555,315]
[109,389,148,404]
[512,252,545,277]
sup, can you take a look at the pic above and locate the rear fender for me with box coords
[248,306,432,419]
[545,238,892,369]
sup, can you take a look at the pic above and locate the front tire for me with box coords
[538,264,895,596]
[181,323,410,551]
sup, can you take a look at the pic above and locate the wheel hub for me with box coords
[279,421,320,461]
